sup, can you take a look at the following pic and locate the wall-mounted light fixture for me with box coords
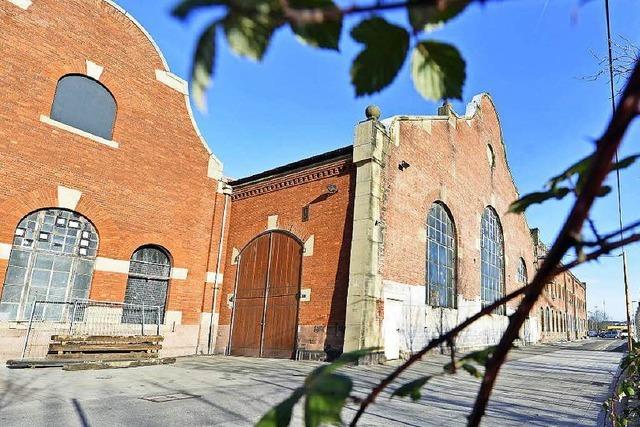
[399,160,410,171]
[327,184,338,194]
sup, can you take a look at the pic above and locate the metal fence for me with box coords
[21,299,162,359]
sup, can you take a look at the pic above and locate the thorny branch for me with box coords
[350,59,640,426]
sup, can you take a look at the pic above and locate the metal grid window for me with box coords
[517,258,527,286]
[426,203,456,308]
[122,246,171,324]
[480,207,505,314]
[0,209,98,321]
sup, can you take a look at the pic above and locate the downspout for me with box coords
[197,183,219,353]
[207,185,230,354]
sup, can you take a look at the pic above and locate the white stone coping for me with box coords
[155,70,187,95]
[170,268,188,280]
[6,0,31,9]
[0,243,11,260]
[40,115,119,149]
[206,272,223,284]
[95,257,130,274]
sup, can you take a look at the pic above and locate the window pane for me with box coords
[426,204,456,308]
[0,209,98,320]
[481,207,504,314]
[5,266,27,286]
[50,75,116,140]
[123,246,171,324]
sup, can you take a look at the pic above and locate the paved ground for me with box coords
[0,339,624,426]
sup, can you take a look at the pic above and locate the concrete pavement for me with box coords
[0,339,624,426]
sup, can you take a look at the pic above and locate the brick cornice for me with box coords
[231,158,351,201]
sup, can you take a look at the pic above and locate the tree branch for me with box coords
[558,232,640,272]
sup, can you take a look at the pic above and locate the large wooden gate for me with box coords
[229,231,303,358]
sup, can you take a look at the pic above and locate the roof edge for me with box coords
[231,146,353,187]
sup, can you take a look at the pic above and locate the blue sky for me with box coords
[117,0,639,320]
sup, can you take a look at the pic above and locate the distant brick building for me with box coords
[0,0,586,362]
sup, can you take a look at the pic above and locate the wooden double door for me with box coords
[229,231,303,358]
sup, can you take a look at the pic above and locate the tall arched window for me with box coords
[545,307,550,332]
[51,75,116,140]
[540,307,545,332]
[517,258,527,286]
[481,207,505,313]
[0,209,98,321]
[426,202,456,308]
[122,246,171,324]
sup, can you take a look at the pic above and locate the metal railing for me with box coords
[21,299,162,359]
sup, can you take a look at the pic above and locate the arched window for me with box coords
[122,246,171,324]
[51,75,116,140]
[481,207,505,313]
[545,307,550,332]
[540,307,545,332]
[517,258,527,286]
[0,209,98,321]
[426,202,456,308]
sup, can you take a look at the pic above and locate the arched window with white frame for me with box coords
[480,207,505,313]
[51,74,116,140]
[0,209,98,321]
[426,202,456,308]
[122,245,171,324]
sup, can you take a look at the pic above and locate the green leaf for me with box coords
[460,346,496,365]
[461,363,482,379]
[306,347,376,383]
[305,373,352,427]
[288,0,342,50]
[256,388,305,427]
[390,376,431,401]
[350,18,410,96]
[612,154,640,172]
[191,22,217,112]
[408,0,471,32]
[547,154,592,187]
[411,40,466,100]
[172,0,225,20]
[508,187,571,214]
[597,185,612,197]
[223,7,280,61]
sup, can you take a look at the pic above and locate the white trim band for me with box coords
[206,272,223,284]
[6,0,31,9]
[171,268,189,280]
[95,257,130,274]
[0,243,11,260]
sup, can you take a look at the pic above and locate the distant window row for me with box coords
[539,307,580,333]
[50,74,116,140]
[426,203,528,312]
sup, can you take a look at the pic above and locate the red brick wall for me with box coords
[216,157,355,354]
[380,96,537,310]
[0,0,221,325]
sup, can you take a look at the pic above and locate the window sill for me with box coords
[40,115,119,149]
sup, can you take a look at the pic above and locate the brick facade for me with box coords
[214,149,355,358]
[0,0,224,359]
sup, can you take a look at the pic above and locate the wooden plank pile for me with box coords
[7,335,175,369]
